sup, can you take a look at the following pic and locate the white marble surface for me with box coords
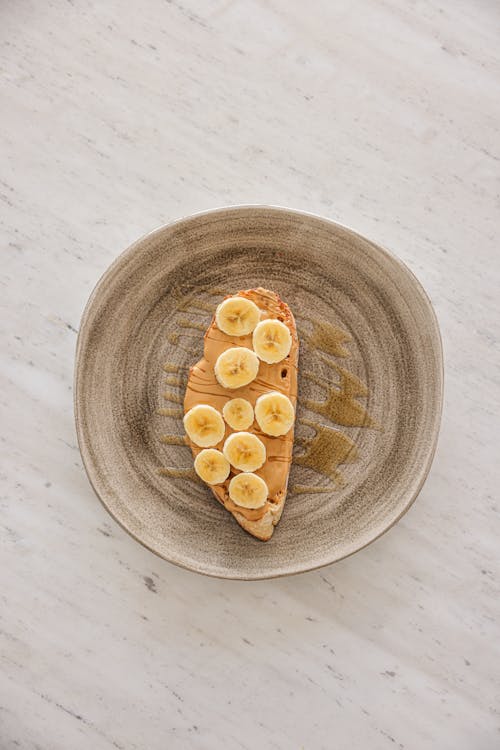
[1,1,499,748]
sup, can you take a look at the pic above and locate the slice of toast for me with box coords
[184,288,298,540]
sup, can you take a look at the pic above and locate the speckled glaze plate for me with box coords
[75,206,443,579]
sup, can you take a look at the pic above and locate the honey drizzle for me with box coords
[162,392,182,404]
[178,319,206,332]
[163,363,186,373]
[177,299,215,314]
[164,375,183,387]
[303,368,375,428]
[158,407,183,417]
[168,332,200,346]
[294,418,358,486]
[158,467,199,482]
[160,434,187,446]
[300,318,352,358]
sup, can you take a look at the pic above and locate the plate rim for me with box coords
[74,204,444,580]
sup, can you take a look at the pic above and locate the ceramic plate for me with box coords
[75,206,443,579]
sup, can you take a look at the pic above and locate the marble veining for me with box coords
[1,1,499,748]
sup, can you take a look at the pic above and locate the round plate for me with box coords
[75,206,443,579]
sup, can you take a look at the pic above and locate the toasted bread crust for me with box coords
[184,288,298,540]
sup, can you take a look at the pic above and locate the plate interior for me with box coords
[75,207,442,578]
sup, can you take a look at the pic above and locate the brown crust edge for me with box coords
[211,488,287,541]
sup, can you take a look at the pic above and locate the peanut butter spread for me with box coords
[184,288,299,523]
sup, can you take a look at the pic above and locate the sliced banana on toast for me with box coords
[223,432,266,472]
[222,398,254,431]
[255,391,295,437]
[194,449,230,485]
[215,297,260,336]
[183,287,298,541]
[253,319,292,363]
[184,404,226,447]
[214,347,259,389]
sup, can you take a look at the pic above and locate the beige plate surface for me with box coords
[74,206,443,580]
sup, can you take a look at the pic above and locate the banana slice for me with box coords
[252,319,292,363]
[222,398,254,430]
[229,472,268,509]
[215,296,261,336]
[194,448,230,485]
[254,391,295,437]
[214,347,259,389]
[223,431,266,472]
[183,404,226,447]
